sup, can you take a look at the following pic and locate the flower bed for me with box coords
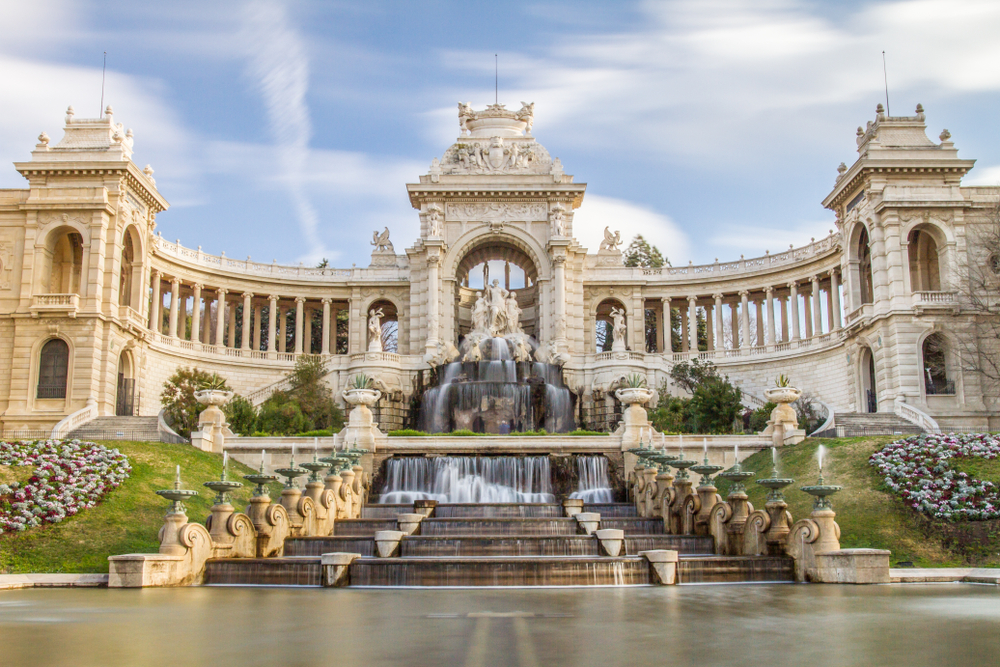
[0,440,131,534]
[869,433,1000,521]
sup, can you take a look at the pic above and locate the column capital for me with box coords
[687,295,698,304]
[151,269,160,278]
[295,296,306,304]
[191,282,203,291]
[552,255,566,266]
[828,267,839,278]
[787,280,798,289]
[321,297,333,305]
[268,294,279,303]
[712,293,724,301]
[738,289,749,298]
[660,296,671,304]
[242,291,254,300]
[764,285,774,295]
[216,287,228,296]
[810,274,820,283]
[170,277,181,286]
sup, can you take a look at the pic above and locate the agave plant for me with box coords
[200,374,230,391]
[622,373,648,389]
[349,373,374,390]
[775,374,791,388]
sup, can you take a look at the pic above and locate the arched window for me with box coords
[367,299,399,353]
[923,334,954,395]
[858,226,874,304]
[908,228,941,292]
[47,229,84,294]
[37,339,69,399]
[595,299,627,352]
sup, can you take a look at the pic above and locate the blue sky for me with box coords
[3,0,1000,266]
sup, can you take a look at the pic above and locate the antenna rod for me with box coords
[495,54,498,105]
[882,50,889,116]
[100,51,107,116]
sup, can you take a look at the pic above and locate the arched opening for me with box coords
[595,298,627,352]
[908,227,942,292]
[857,226,874,304]
[367,299,399,353]
[455,241,539,341]
[119,228,136,307]
[45,227,84,295]
[922,333,954,396]
[859,346,877,413]
[116,351,136,415]
[37,338,69,399]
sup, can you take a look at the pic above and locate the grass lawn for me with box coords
[714,437,1000,567]
[0,440,282,575]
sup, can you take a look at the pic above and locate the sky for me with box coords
[2,0,1000,267]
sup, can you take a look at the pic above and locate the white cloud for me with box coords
[963,164,1000,187]
[571,194,689,263]
[706,219,836,261]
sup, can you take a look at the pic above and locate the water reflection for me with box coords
[2,585,999,666]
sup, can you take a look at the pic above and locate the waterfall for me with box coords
[379,456,556,504]
[570,455,614,504]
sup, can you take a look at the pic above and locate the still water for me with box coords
[1,584,998,666]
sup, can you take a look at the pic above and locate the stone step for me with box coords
[69,416,161,440]
[677,555,794,583]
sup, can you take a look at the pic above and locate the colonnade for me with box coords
[656,269,842,353]
[147,270,349,356]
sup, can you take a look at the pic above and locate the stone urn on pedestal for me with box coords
[342,376,382,451]
[192,389,235,454]
[761,377,805,447]
[615,378,655,451]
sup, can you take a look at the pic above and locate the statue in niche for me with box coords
[472,291,490,334]
[371,228,394,253]
[600,227,622,252]
[550,204,566,236]
[367,307,384,352]
[426,204,443,237]
[487,279,509,336]
[506,292,522,334]
[610,307,627,350]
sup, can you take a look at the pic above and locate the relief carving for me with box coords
[446,202,548,222]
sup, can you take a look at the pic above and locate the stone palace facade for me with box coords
[0,101,996,435]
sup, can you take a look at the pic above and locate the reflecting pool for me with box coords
[2,584,998,666]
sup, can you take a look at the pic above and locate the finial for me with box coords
[65,106,75,124]
[856,126,864,137]
[105,104,114,116]
[126,128,133,139]
[37,132,50,146]
[876,103,884,114]
[939,129,951,142]
[916,103,924,114]
[837,162,847,174]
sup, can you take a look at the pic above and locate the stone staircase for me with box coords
[830,412,924,436]
[203,502,794,587]
[68,416,162,442]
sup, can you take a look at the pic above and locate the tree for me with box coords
[223,394,258,436]
[160,367,230,437]
[669,358,720,393]
[285,355,344,432]
[623,235,668,269]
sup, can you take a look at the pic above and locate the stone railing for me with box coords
[597,233,840,281]
[594,350,646,362]
[894,396,941,433]
[31,293,80,316]
[668,332,841,364]
[350,351,402,364]
[151,234,407,282]
[51,398,98,438]
[118,305,146,328]
[913,291,957,304]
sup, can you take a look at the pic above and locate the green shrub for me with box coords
[688,377,743,434]
[510,429,548,436]
[160,367,231,437]
[447,429,485,436]
[650,394,692,434]
[256,393,309,435]
[388,429,429,437]
[223,394,258,436]
[749,402,777,433]
[251,431,273,438]
[287,356,344,432]
[568,429,608,436]
[296,429,333,437]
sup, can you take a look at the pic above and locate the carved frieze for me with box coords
[446,202,548,222]
[439,137,552,176]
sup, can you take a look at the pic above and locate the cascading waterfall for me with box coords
[570,455,614,504]
[379,456,556,504]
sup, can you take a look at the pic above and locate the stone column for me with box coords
[789,282,800,340]
[241,292,253,350]
[149,270,161,332]
[755,297,764,346]
[765,286,776,346]
[661,297,671,353]
[295,297,305,354]
[554,256,566,342]
[253,303,262,350]
[228,303,237,348]
[279,306,287,353]
[780,294,788,341]
[830,269,842,330]
[731,300,740,349]
[268,295,278,354]
[426,256,440,351]
[304,307,313,354]
[190,283,202,343]
[215,289,227,347]
[739,290,750,348]
[713,294,724,350]
[811,275,823,335]
[168,278,181,338]
[705,303,715,351]
[803,291,813,338]
[687,295,698,352]
[202,295,213,344]
[680,307,689,352]
[322,298,332,355]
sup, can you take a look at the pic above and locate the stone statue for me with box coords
[518,101,535,134]
[610,307,627,350]
[426,204,443,237]
[472,291,489,334]
[463,340,483,362]
[506,292,522,334]
[367,307,384,352]
[513,337,532,362]
[371,227,394,253]
[600,227,622,252]
[458,102,474,135]
[487,279,509,336]
[550,204,566,236]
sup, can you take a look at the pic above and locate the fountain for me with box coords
[569,455,614,503]
[155,466,199,557]
[417,292,574,433]
[378,455,556,503]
